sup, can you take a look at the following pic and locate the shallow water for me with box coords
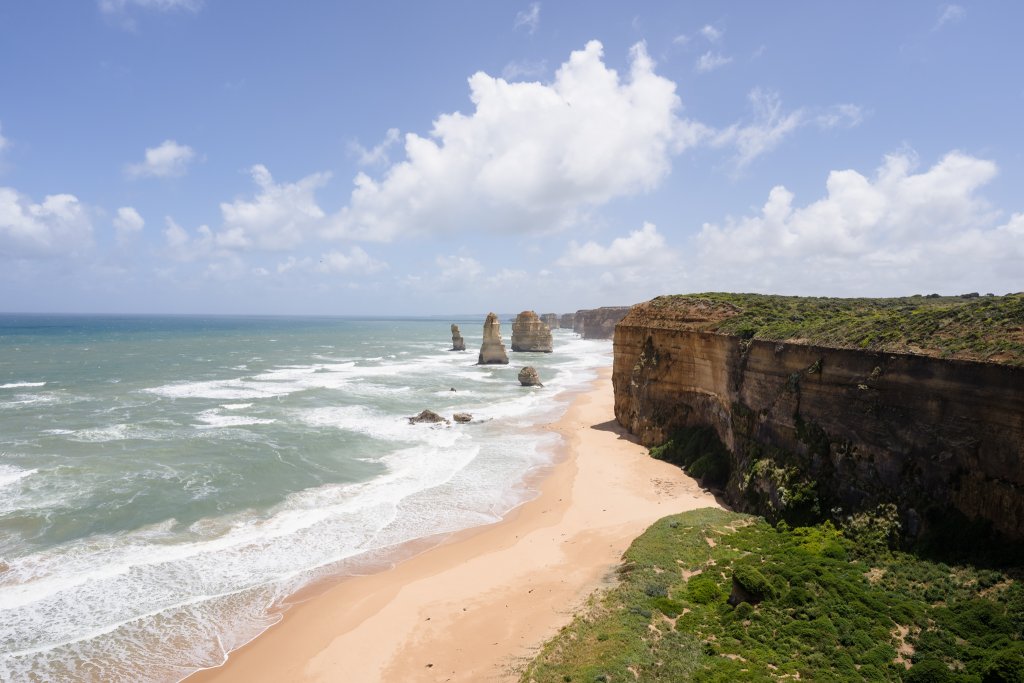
[0,314,609,682]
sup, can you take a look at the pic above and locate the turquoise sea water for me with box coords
[0,315,609,682]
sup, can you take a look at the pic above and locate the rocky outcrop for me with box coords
[450,324,465,351]
[540,313,559,329]
[518,366,542,386]
[575,307,631,339]
[453,412,472,423]
[409,409,449,425]
[511,311,553,352]
[559,313,575,329]
[613,298,1024,542]
[478,312,509,365]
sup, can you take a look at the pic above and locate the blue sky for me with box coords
[1,1,1021,315]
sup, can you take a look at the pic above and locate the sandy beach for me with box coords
[190,367,721,683]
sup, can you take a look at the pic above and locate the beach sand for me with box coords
[190,367,721,682]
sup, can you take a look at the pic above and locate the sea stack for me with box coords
[518,366,542,386]
[477,312,509,365]
[510,311,553,353]
[559,313,575,329]
[540,313,559,329]
[450,323,465,351]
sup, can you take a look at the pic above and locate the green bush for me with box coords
[686,574,722,605]
[905,658,956,682]
[731,564,775,603]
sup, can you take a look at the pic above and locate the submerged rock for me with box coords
[511,311,553,353]
[408,409,449,425]
[453,412,472,423]
[478,312,510,365]
[518,366,543,387]
[450,323,465,351]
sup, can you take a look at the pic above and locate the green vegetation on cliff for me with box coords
[644,292,1024,365]
[523,509,1023,683]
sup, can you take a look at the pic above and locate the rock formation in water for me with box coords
[612,295,1024,542]
[477,312,510,365]
[450,323,465,351]
[511,310,553,352]
[408,409,449,425]
[559,313,575,329]
[540,313,559,329]
[574,307,631,339]
[518,366,542,386]
[453,412,472,423]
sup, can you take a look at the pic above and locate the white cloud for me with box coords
[693,151,1023,295]
[125,140,196,179]
[700,25,723,42]
[695,51,733,73]
[316,247,387,274]
[99,0,202,15]
[217,165,330,251]
[934,4,965,29]
[712,90,863,170]
[350,128,401,167]
[113,206,144,243]
[557,222,673,267]
[0,187,93,257]
[329,40,700,242]
[436,253,484,280]
[162,216,216,261]
[501,59,547,80]
[514,2,541,33]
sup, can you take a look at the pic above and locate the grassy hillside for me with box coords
[641,292,1024,365]
[523,508,1023,682]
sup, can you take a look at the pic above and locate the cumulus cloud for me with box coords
[695,51,733,73]
[217,165,330,250]
[316,247,387,274]
[125,140,196,179]
[329,40,700,242]
[693,151,1022,294]
[501,59,547,80]
[0,187,93,257]
[162,216,216,261]
[113,206,144,243]
[350,128,401,167]
[557,222,674,267]
[514,2,540,33]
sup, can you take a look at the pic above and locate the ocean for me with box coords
[0,314,609,682]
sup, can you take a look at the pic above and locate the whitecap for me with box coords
[0,382,46,389]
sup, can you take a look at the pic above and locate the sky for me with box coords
[0,1,1022,315]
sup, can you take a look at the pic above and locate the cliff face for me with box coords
[559,313,575,329]
[540,313,559,330]
[613,301,1024,541]
[575,306,631,339]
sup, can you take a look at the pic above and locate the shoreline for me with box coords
[189,366,722,682]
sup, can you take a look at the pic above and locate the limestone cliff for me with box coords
[450,323,465,351]
[574,307,631,339]
[511,311,553,353]
[540,313,559,330]
[478,312,509,364]
[613,297,1024,542]
[559,313,575,329]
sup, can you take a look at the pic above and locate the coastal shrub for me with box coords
[982,647,1024,683]
[731,563,774,603]
[686,575,721,605]
[649,426,731,488]
[522,508,1020,683]
[904,658,956,682]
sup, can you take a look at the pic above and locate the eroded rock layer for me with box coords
[613,298,1024,541]
[478,312,509,364]
[511,311,553,353]
[450,324,465,351]
[574,307,631,339]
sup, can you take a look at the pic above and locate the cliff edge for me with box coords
[613,293,1024,542]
